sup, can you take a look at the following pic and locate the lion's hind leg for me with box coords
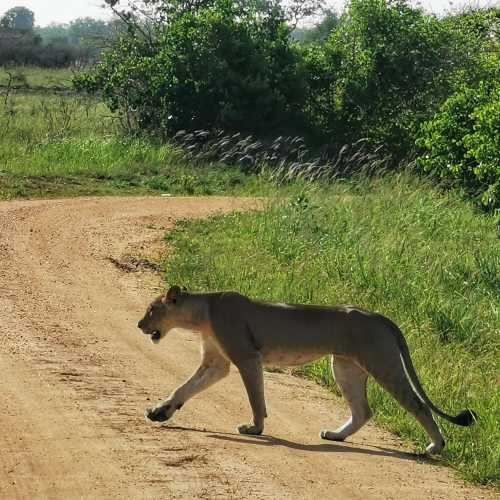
[321,357,372,442]
[370,362,445,454]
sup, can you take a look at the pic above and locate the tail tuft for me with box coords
[455,409,477,426]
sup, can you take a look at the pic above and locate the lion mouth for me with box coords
[151,330,161,342]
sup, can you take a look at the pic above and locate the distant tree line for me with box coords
[0,6,121,67]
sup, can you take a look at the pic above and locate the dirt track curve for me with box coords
[0,196,495,499]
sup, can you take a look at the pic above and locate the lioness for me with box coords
[138,286,475,454]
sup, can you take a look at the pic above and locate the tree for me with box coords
[36,23,70,43]
[77,0,306,136]
[417,82,500,210]
[68,17,110,42]
[284,0,322,29]
[0,6,35,31]
[104,0,322,27]
[1,14,113,66]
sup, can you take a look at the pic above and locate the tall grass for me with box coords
[162,172,499,486]
[0,67,265,199]
[0,92,262,199]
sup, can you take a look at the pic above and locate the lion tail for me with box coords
[391,323,477,427]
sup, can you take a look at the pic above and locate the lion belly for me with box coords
[261,348,325,367]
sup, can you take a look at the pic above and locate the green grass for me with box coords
[0,92,263,199]
[162,173,499,487]
[0,66,263,199]
[0,66,74,89]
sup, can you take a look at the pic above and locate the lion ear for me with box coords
[166,285,182,302]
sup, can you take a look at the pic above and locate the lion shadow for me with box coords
[158,424,443,466]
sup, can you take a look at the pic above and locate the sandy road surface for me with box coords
[0,196,495,500]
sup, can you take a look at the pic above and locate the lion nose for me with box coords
[137,319,144,329]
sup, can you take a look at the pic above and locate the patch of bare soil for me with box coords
[0,196,495,499]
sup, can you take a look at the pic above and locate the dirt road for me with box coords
[0,196,494,499]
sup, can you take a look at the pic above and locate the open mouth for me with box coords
[150,330,161,342]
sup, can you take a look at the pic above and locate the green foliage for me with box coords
[79,2,497,157]
[74,1,499,207]
[36,17,120,47]
[35,23,69,42]
[303,1,498,157]
[76,0,305,137]
[163,174,500,486]
[0,29,83,67]
[417,82,500,210]
[67,17,111,41]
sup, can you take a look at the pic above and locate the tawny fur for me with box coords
[138,286,475,454]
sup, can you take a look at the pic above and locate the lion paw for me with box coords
[237,423,263,435]
[145,404,173,423]
[320,430,345,441]
[425,440,445,455]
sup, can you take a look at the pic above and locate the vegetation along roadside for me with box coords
[162,174,499,487]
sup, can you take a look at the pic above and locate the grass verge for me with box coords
[161,172,499,487]
[0,92,265,199]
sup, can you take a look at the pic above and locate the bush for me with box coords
[417,82,500,210]
[302,1,498,158]
[75,0,306,137]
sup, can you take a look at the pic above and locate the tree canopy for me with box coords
[0,6,35,31]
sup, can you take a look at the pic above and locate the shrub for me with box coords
[302,1,498,158]
[75,0,306,138]
[417,82,500,210]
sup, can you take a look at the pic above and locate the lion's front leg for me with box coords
[146,397,183,422]
[146,342,230,423]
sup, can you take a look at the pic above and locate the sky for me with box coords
[0,0,496,27]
